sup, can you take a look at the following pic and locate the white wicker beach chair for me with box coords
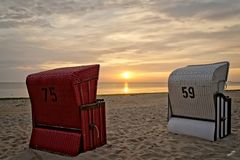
[168,61,231,141]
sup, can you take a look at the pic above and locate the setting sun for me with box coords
[122,72,131,80]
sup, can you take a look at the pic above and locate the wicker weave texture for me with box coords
[26,65,99,129]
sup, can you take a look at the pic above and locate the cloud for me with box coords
[156,0,240,20]
[0,0,240,82]
[0,0,107,29]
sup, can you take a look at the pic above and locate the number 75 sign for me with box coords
[41,87,58,102]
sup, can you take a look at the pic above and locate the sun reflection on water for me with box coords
[123,82,129,93]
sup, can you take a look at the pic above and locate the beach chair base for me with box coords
[29,99,107,156]
[168,93,231,141]
[30,128,81,156]
[168,117,215,141]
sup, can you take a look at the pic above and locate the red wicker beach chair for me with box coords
[26,64,106,156]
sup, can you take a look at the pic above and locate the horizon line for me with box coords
[0,81,240,83]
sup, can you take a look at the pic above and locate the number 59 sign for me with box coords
[182,87,195,99]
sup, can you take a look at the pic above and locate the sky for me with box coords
[0,0,239,82]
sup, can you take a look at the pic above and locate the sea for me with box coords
[0,82,239,98]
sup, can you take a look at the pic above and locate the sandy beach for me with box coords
[0,91,240,160]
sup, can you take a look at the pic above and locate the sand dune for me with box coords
[0,91,240,160]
